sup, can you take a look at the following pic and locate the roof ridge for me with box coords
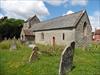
[36,10,85,24]
[72,10,85,28]
[63,10,85,16]
[25,14,38,22]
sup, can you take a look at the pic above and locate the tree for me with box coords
[0,17,24,40]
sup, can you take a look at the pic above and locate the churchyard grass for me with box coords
[0,40,100,75]
[69,43,100,75]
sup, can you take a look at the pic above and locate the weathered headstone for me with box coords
[70,42,75,68]
[29,45,39,62]
[4,37,7,40]
[10,37,17,50]
[59,41,75,75]
[71,42,75,50]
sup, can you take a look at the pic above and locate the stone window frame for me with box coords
[83,22,87,37]
[62,33,65,40]
[41,32,44,40]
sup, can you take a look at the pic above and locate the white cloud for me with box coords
[66,10,74,15]
[0,0,49,20]
[43,0,68,6]
[89,11,100,32]
[63,10,74,16]
[71,0,88,6]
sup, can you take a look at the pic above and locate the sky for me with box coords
[0,0,100,31]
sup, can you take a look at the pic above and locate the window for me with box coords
[62,33,65,40]
[41,32,44,40]
[83,22,87,36]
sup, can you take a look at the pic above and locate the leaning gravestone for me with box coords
[10,37,17,50]
[29,45,39,62]
[59,41,75,75]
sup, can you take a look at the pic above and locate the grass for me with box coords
[69,44,100,75]
[0,40,100,75]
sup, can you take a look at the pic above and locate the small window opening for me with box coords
[62,33,65,40]
[41,32,44,40]
[83,22,87,36]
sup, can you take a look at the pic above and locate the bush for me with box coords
[0,40,11,49]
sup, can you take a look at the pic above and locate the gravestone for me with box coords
[29,45,39,62]
[10,37,17,50]
[59,41,75,75]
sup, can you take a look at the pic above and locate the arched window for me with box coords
[41,32,44,40]
[83,22,87,36]
[62,33,65,40]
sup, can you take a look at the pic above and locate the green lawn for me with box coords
[69,44,100,75]
[0,40,100,75]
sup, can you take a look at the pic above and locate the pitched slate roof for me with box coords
[31,10,85,31]
[26,15,37,22]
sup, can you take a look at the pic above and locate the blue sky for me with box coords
[0,0,100,31]
[44,0,100,19]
